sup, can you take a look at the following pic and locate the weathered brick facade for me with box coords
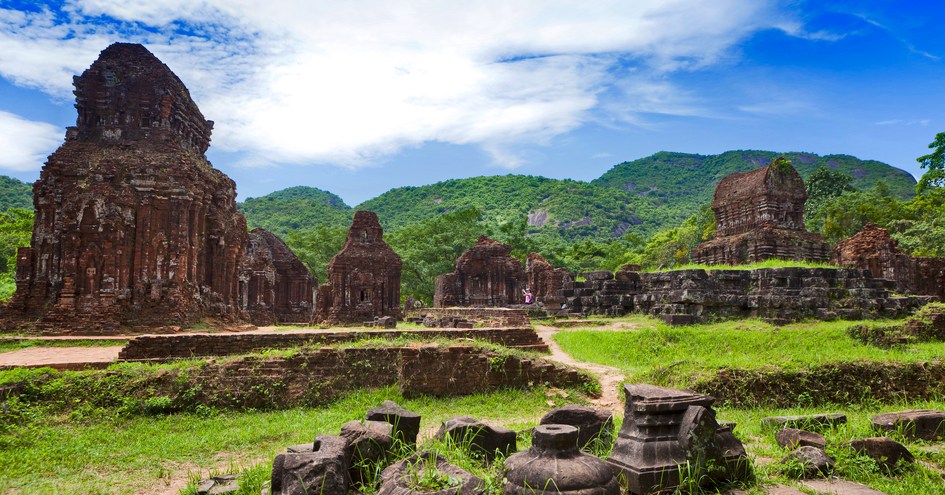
[4,43,246,332]
[692,159,830,264]
[434,236,526,307]
[240,228,317,325]
[833,223,945,301]
[315,211,402,324]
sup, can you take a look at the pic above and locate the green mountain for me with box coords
[592,150,916,210]
[356,174,671,240]
[0,176,33,211]
[239,186,352,235]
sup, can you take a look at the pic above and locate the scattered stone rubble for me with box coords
[207,397,945,495]
[315,211,402,325]
[692,158,831,265]
[833,222,945,301]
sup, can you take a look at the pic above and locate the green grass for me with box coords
[716,399,945,495]
[647,258,840,272]
[553,318,945,386]
[0,385,586,495]
[0,339,128,353]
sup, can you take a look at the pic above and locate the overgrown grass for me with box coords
[553,318,945,387]
[717,399,945,495]
[647,258,840,272]
[0,339,128,353]
[0,385,586,495]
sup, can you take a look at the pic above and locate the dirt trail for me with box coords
[534,324,626,415]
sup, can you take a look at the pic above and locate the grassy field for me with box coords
[0,386,584,495]
[717,400,945,495]
[552,316,945,386]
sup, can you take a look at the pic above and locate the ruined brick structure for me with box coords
[434,236,526,307]
[315,211,402,324]
[240,228,317,325]
[692,158,830,264]
[525,252,573,311]
[555,266,929,323]
[4,43,247,332]
[833,223,945,301]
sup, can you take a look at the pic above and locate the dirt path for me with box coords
[0,346,122,368]
[534,324,626,415]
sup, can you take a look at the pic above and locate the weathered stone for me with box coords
[377,452,484,495]
[4,43,247,333]
[559,266,925,323]
[762,413,847,432]
[315,211,401,324]
[434,416,516,460]
[833,223,945,301]
[539,404,613,449]
[848,437,914,468]
[272,435,348,495]
[775,428,826,450]
[240,228,316,325]
[366,400,421,447]
[607,384,749,495]
[339,419,394,484]
[799,479,890,495]
[780,446,834,478]
[196,474,239,495]
[504,424,620,495]
[871,409,945,440]
[692,158,830,265]
[525,252,573,307]
[434,236,526,307]
[376,316,397,328]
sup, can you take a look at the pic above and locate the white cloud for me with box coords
[0,111,61,171]
[0,0,791,169]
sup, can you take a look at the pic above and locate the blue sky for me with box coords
[0,0,942,205]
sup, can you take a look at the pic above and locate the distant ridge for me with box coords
[3,149,916,240]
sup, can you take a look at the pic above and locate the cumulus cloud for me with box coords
[0,111,61,171]
[0,0,791,169]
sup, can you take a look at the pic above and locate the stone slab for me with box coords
[800,479,888,495]
[0,346,122,369]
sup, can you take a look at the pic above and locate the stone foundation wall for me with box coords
[108,346,591,410]
[406,307,530,328]
[559,267,932,323]
[117,327,547,361]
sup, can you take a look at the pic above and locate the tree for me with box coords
[284,225,348,283]
[387,208,482,304]
[917,131,945,193]
[0,208,34,301]
[804,166,854,230]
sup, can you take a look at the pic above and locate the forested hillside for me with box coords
[356,175,672,241]
[239,186,352,235]
[0,176,32,211]
[592,150,916,213]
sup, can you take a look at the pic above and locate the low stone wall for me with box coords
[118,327,546,361]
[559,267,933,323]
[8,345,592,411]
[695,360,945,408]
[406,307,530,328]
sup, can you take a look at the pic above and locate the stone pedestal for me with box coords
[607,384,748,494]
